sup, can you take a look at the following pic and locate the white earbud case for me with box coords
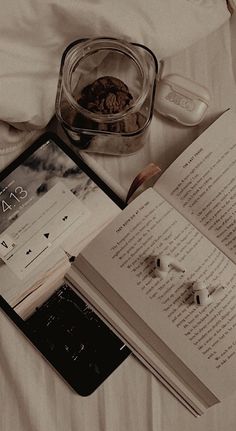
[155,74,210,126]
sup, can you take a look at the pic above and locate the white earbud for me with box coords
[192,281,212,306]
[154,255,186,279]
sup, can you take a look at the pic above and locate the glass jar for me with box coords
[55,37,158,155]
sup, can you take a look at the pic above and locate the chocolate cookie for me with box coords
[78,76,133,114]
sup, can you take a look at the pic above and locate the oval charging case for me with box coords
[156,74,210,126]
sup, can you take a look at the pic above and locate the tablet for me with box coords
[0,132,130,395]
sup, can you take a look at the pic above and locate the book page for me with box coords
[77,189,236,400]
[153,110,236,264]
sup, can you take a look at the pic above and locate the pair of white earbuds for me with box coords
[154,255,224,306]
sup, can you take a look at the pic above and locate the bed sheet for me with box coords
[1,14,236,431]
[0,0,229,128]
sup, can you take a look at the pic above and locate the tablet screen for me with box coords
[0,138,119,280]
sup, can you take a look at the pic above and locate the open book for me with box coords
[65,109,236,416]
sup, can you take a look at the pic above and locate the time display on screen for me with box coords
[1,186,28,212]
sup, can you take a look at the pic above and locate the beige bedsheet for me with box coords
[1,17,236,431]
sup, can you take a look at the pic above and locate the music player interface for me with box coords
[0,140,93,278]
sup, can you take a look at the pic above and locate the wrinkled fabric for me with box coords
[0,0,229,136]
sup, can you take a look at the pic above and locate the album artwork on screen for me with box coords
[0,133,130,396]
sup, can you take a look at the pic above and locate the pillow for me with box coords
[0,0,230,132]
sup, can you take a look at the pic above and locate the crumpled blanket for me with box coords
[0,0,230,153]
